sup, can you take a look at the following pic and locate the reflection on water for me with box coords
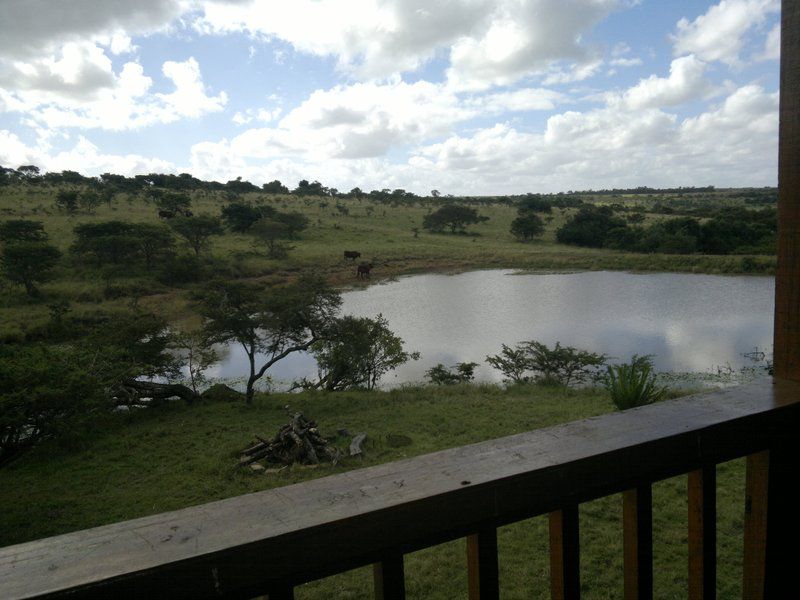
[204,270,774,390]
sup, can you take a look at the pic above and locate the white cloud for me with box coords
[0,0,187,60]
[610,57,643,68]
[623,55,710,109]
[761,24,780,61]
[197,0,627,88]
[0,129,174,175]
[1,57,227,131]
[672,0,780,65]
[193,78,565,168]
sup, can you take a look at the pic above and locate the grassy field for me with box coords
[0,383,747,598]
[0,184,776,340]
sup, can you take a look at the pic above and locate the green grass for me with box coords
[0,185,776,340]
[0,384,747,598]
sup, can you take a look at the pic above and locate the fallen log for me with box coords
[118,379,199,404]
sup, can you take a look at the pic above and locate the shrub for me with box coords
[605,355,667,411]
[487,340,606,386]
[426,362,479,385]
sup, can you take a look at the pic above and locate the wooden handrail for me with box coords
[1,379,798,599]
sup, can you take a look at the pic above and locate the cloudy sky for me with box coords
[0,0,781,194]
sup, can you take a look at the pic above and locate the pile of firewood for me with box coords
[239,412,339,468]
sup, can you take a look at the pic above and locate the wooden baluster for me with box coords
[549,505,580,600]
[373,555,406,600]
[623,485,653,600]
[688,466,716,600]
[467,526,500,600]
[743,452,769,600]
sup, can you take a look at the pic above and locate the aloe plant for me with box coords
[605,355,667,411]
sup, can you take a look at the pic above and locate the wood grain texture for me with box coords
[774,0,800,380]
[467,527,499,600]
[1,380,798,599]
[688,467,716,600]
[743,452,769,600]
[549,506,580,600]
[623,486,652,600]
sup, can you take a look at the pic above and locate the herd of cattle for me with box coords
[345,250,373,279]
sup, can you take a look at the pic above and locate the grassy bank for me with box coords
[0,384,746,598]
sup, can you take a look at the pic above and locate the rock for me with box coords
[201,383,243,402]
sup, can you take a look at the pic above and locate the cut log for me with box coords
[238,412,339,468]
[350,433,367,457]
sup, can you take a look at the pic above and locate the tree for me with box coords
[0,220,47,243]
[262,180,290,194]
[251,219,291,258]
[79,190,101,212]
[168,215,223,256]
[431,189,441,198]
[2,242,61,296]
[422,204,488,234]
[425,362,478,385]
[485,344,529,383]
[71,221,139,266]
[0,344,104,465]
[221,201,263,232]
[17,164,40,179]
[510,213,545,241]
[54,190,79,213]
[518,195,552,213]
[200,276,342,403]
[130,223,174,268]
[308,315,418,390]
[293,180,327,196]
[274,211,310,239]
[555,206,627,248]
[156,192,191,214]
[170,331,218,395]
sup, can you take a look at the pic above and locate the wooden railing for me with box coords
[1,378,799,599]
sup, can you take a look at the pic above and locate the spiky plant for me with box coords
[605,355,667,411]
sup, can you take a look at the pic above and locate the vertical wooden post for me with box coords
[549,506,581,600]
[373,555,406,600]
[467,526,500,600]
[623,485,653,600]
[688,466,716,600]
[774,0,800,380]
[743,452,769,600]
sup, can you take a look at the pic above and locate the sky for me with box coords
[0,0,782,195]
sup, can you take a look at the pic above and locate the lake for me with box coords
[201,270,774,390]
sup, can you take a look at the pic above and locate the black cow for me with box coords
[357,262,373,279]
[158,209,175,219]
[344,250,361,261]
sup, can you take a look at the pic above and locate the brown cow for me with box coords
[344,250,361,261]
[356,262,373,279]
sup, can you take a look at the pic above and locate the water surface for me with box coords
[202,270,774,389]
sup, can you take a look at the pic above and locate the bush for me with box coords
[487,340,606,386]
[426,362,478,385]
[605,355,667,411]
